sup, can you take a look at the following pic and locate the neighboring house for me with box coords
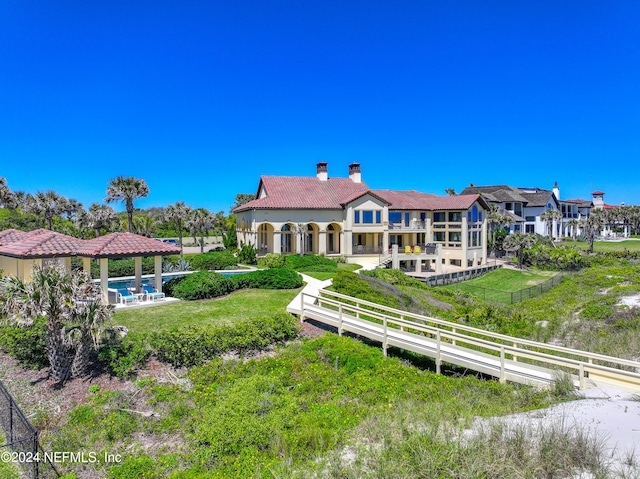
[234,162,489,270]
[460,184,562,238]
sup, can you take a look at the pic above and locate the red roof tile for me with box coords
[77,232,181,258]
[373,190,487,210]
[234,176,371,211]
[0,229,85,259]
[0,229,28,246]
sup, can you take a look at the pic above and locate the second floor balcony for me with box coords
[388,220,427,231]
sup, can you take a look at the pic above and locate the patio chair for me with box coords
[413,245,421,254]
[404,245,412,254]
[142,284,166,302]
[117,288,138,305]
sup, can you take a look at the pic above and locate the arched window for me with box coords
[281,224,291,231]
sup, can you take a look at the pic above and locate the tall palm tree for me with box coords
[186,208,213,253]
[105,176,150,233]
[503,233,536,269]
[583,209,607,253]
[79,203,119,237]
[132,214,158,237]
[165,201,192,257]
[62,198,84,221]
[23,190,69,229]
[567,219,579,240]
[540,209,562,239]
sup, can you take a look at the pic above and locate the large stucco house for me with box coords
[234,162,489,270]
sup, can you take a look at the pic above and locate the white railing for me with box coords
[298,290,640,391]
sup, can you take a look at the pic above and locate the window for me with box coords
[356,210,381,224]
[433,212,446,222]
[449,212,462,222]
[525,216,536,222]
[389,211,402,223]
[405,212,410,226]
[472,205,478,222]
[376,210,381,223]
[362,210,373,224]
[354,211,360,224]
[449,232,462,242]
[433,232,445,242]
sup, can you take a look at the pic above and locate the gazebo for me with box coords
[0,230,181,304]
[76,232,181,303]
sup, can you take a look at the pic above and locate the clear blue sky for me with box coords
[1,1,638,213]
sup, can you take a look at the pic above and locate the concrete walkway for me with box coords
[287,274,333,315]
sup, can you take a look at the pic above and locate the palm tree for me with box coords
[62,198,84,221]
[165,201,192,257]
[567,219,579,240]
[444,188,457,196]
[186,208,214,253]
[540,209,562,239]
[583,209,607,253]
[132,214,158,237]
[503,233,536,269]
[79,203,119,237]
[0,265,112,384]
[23,190,69,229]
[105,176,150,233]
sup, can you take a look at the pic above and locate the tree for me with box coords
[231,193,256,213]
[78,203,119,237]
[444,188,457,196]
[0,265,113,384]
[105,176,150,233]
[23,190,69,229]
[582,209,607,253]
[567,219,579,240]
[503,233,536,269]
[165,201,192,257]
[187,208,214,253]
[62,198,84,221]
[540,209,562,239]
[132,214,158,237]
[0,177,16,209]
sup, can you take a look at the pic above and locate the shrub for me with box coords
[171,271,234,300]
[98,332,150,378]
[150,313,299,367]
[186,250,237,271]
[237,242,257,265]
[258,253,285,268]
[230,268,303,290]
[162,275,186,297]
[0,317,48,369]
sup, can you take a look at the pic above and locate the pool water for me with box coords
[107,271,248,290]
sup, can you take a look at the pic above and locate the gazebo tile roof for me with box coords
[77,232,182,258]
[0,229,28,246]
[0,229,85,259]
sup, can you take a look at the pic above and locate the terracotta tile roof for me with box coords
[591,191,606,196]
[77,232,181,258]
[0,229,85,259]
[233,176,371,212]
[0,229,28,246]
[373,190,487,211]
[460,185,557,208]
[564,199,593,207]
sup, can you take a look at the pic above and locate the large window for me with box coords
[354,210,382,224]
[354,211,360,224]
[362,210,373,224]
[389,211,402,223]
[433,212,446,222]
[433,232,445,242]
[449,232,462,242]
[448,212,462,222]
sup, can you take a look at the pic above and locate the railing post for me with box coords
[338,304,343,336]
[436,330,441,375]
[499,346,506,383]
[451,328,456,346]
[579,363,585,390]
[512,342,518,362]
[383,316,388,357]
[300,292,305,322]
[9,396,13,445]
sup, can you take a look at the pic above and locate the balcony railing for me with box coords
[388,220,426,231]
[353,245,384,255]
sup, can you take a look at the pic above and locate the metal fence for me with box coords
[420,264,503,287]
[0,380,59,479]
[445,273,565,305]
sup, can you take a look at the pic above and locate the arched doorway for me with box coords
[257,223,274,255]
[281,224,293,253]
[305,223,319,254]
[326,223,341,254]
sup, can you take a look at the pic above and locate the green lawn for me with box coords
[440,268,557,303]
[570,239,640,253]
[113,287,302,333]
[301,262,362,281]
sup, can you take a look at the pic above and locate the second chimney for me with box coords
[348,162,361,183]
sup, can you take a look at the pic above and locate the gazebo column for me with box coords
[154,256,162,293]
[63,257,72,274]
[82,258,91,275]
[100,258,109,304]
[134,257,142,293]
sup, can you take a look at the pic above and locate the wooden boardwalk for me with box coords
[291,290,640,392]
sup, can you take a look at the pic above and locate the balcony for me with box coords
[388,220,426,231]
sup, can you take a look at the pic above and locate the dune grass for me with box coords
[113,287,302,333]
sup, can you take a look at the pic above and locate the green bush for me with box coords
[161,275,186,297]
[0,317,48,369]
[284,254,338,272]
[171,271,234,300]
[98,332,150,378]
[237,242,257,265]
[257,253,286,268]
[230,268,303,290]
[88,257,157,279]
[150,313,299,367]
[522,245,589,271]
[186,250,237,271]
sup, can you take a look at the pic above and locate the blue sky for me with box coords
[1,1,638,214]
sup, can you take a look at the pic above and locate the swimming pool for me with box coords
[106,270,248,290]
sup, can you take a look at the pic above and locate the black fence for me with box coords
[419,264,503,287]
[445,273,565,305]
[0,380,59,478]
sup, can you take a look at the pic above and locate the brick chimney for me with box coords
[316,162,328,181]
[348,162,361,183]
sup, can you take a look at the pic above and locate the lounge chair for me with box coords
[405,245,412,254]
[117,288,138,305]
[413,245,421,254]
[142,284,165,302]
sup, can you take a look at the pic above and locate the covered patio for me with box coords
[0,229,181,305]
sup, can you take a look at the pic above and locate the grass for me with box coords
[302,263,362,281]
[440,268,558,303]
[113,287,302,333]
[570,239,640,253]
